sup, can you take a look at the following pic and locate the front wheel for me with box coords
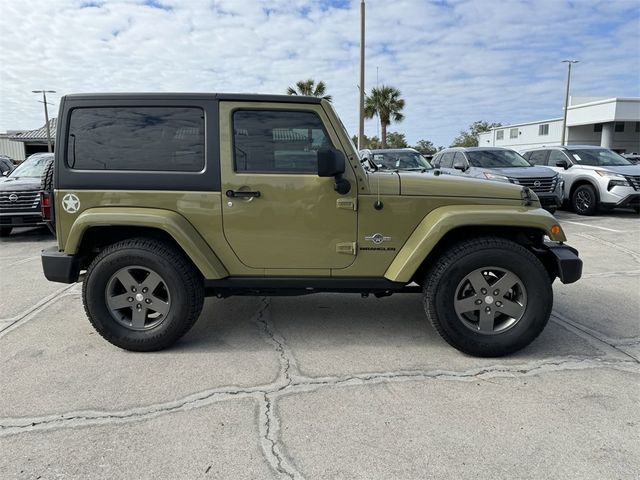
[571,184,598,215]
[0,226,12,237]
[423,237,553,357]
[82,238,204,351]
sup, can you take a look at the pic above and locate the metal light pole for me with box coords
[357,0,365,150]
[560,60,578,146]
[32,90,56,152]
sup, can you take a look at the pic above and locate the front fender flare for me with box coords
[384,205,566,283]
[65,207,229,279]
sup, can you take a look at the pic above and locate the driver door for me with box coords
[218,101,357,271]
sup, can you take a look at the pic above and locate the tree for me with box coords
[450,120,502,147]
[414,139,440,155]
[364,85,405,148]
[386,132,408,148]
[286,79,332,101]
[352,134,381,150]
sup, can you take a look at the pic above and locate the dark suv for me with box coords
[0,153,53,236]
[432,147,564,213]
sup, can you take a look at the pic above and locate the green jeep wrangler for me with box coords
[41,93,582,357]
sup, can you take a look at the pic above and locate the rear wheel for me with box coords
[423,237,552,357]
[571,184,598,215]
[0,226,12,237]
[83,238,204,351]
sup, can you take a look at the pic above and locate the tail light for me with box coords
[41,192,52,220]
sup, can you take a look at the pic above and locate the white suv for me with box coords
[522,145,640,215]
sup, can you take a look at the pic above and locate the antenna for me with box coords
[374,173,383,210]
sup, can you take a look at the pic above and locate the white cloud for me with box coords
[0,0,638,146]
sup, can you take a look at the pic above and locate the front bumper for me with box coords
[41,246,81,283]
[0,211,44,227]
[539,241,583,284]
[536,193,563,208]
[602,193,640,209]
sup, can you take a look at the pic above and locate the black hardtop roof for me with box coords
[62,92,322,104]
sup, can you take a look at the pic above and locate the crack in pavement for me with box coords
[1,356,637,436]
[2,296,639,480]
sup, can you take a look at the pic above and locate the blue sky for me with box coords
[1,0,639,147]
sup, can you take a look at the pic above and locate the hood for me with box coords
[489,166,557,178]
[587,165,640,176]
[0,176,42,192]
[393,171,523,199]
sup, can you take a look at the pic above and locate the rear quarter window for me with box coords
[67,107,205,172]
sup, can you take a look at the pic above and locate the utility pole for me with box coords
[358,0,365,150]
[33,90,56,152]
[560,60,578,146]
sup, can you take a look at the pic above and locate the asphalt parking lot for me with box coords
[1,210,639,480]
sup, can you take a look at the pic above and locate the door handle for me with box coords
[226,190,261,199]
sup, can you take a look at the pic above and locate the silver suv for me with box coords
[432,147,563,213]
[522,145,640,215]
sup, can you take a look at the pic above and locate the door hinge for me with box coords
[336,198,357,211]
[336,242,357,255]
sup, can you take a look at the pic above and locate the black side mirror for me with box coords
[317,149,350,194]
[453,160,467,171]
[318,149,346,177]
[555,159,569,169]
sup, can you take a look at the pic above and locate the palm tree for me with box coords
[364,85,405,148]
[286,79,332,101]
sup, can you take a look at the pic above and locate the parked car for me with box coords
[622,153,640,165]
[0,155,15,177]
[0,152,53,236]
[432,147,563,213]
[522,145,640,215]
[360,148,434,172]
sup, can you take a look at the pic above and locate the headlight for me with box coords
[484,172,511,183]
[595,170,629,185]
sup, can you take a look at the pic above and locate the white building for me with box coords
[478,97,640,153]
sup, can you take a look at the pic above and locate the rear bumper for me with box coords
[41,246,81,283]
[541,241,583,284]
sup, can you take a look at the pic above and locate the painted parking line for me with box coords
[560,220,625,233]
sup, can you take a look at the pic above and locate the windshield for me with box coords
[569,149,631,167]
[372,151,433,171]
[466,150,531,168]
[9,154,52,178]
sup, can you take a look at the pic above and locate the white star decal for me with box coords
[62,193,80,214]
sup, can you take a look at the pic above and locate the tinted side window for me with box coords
[67,107,204,171]
[549,150,569,166]
[233,110,333,173]
[453,152,467,165]
[528,150,548,166]
[439,152,455,168]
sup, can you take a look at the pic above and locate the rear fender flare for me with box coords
[65,207,228,279]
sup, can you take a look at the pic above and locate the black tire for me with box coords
[571,184,598,216]
[82,238,204,351]
[0,226,12,237]
[40,159,56,237]
[423,237,553,357]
